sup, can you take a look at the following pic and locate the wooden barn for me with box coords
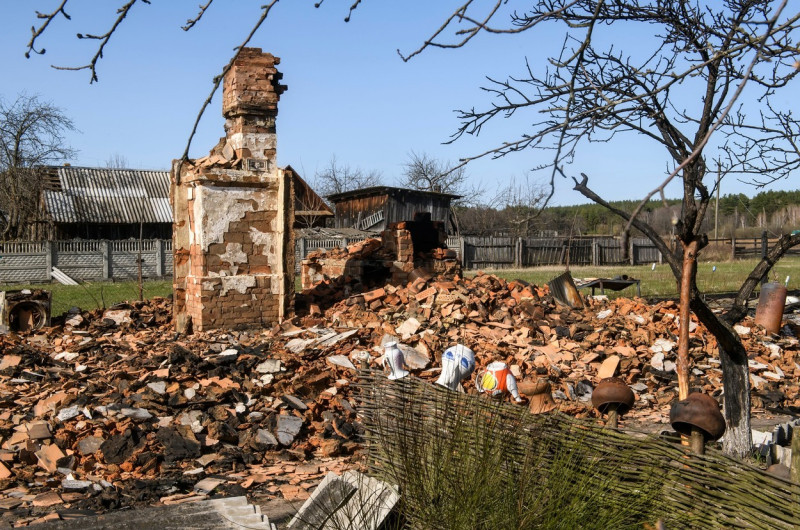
[327,186,460,233]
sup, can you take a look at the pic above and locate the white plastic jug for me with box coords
[382,341,409,380]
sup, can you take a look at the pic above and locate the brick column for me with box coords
[171,48,294,332]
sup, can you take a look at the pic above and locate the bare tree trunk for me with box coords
[691,296,753,458]
[572,175,793,457]
[676,239,697,401]
[621,229,630,262]
[676,240,700,447]
[720,346,752,458]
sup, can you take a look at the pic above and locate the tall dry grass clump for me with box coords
[360,377,677,529]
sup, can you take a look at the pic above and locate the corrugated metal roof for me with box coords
[42,166,172,224]
[326,185,461,203]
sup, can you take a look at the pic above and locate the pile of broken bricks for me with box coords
[0,299,365,526]
[1,270,799,525]
[305,271,800,411]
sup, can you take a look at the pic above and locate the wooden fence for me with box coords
[294,235,370,273]
[710,233,800,259]
[2,232,793,282]
[297,231,799,271]
[296,235,661,270]
[449,236,662,269]
[0,240,172,284]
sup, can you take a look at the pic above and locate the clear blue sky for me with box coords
[1,1,796,207]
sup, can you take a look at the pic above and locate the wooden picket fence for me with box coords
[2,231,793,282]
[297,231,799,271]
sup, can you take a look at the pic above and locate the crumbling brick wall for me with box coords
[172,48,294,332]
[300,221,459,291]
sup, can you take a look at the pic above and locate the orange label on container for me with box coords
[480,368,509,394]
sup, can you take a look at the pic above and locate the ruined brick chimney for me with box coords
[171,48,294,332]
[222,49,287,170]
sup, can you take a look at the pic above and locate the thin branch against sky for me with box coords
[2,1,798,206]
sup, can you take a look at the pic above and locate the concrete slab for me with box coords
[287,471,399,530]
[286,472,356,529]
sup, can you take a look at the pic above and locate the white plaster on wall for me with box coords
[249,227,276,255]
[270,276,282,295]
[221,275,257,296]
[188,185,196,247]
[227,132,277,152]
[220,242,248,268]
[195,185,271,250]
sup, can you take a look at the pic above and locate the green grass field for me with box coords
[3,256,797,316]
[475,256,800,299]
[1,280,172,317]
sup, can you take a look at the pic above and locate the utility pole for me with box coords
[138,220,144,301]
[714,167,720,239]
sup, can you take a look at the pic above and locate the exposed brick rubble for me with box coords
[171,48,294,333]
[304,270,800,419]
[301,214,460,293]
[0,274,798,524]
[0,300,363,525]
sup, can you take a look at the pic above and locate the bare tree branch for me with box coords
[400,151,475,204]
[0,93,76,240]
[398,0,586,62]
[313,155,383,197]
[623,0,791,237]
[572,173,680,276]
[51,0,150,83]
[25,0,71,59]
[344,0,363,23]
[182,0,215,31]
[399,1,500,62]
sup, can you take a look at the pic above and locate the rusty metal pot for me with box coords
[592,377,635,428]
[670,392,726,454]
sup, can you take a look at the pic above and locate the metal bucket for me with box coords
[0,290,52,333]
[755,282,787,334]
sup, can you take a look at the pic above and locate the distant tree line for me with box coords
[717,190,800,226]
[311,150,800,239]
[456,189,800,238]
